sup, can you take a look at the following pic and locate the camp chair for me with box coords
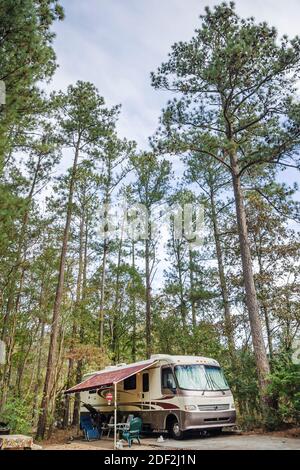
[121,417,142,448]
[80,414,101,441]
[117,414,134,431]
[125,414,134,429]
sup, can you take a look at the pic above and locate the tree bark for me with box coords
[210,189,235,357]
[131,241,137,362]
[174,239,187,330]
[98,239,108,348]
[32,320,45,427]
[111,229,124,363]
[36,144,80,440]
[1,153,42,340]
[230,152,270,397]
[72,218,88,426]
[0,265,25,410]
[145,238,151,358]
[63,212,84,428]
[98,190,111,349]
[254,240,274,361]
[188,248,197,329]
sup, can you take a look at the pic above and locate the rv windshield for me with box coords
[175,365,229,391]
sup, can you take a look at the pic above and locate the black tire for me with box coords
[169,418,184,440]
[209,427,223,436]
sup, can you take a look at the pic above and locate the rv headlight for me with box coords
[184,405,197,411]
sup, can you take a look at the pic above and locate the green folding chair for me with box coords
[121,417,142,448]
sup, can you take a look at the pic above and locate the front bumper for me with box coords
[181,410,236,430]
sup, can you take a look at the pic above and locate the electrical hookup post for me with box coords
[105,388,117,449]
[114,383,117,450]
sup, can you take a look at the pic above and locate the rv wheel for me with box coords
[169,418,184,440]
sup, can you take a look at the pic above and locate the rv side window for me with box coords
[124,375,136,390]
[162,367,176,391]
[143,373,149,392]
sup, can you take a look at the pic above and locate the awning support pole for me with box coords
[114,382,117,449]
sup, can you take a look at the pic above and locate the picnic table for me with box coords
[108,422,130,431]
[0,434,33,450]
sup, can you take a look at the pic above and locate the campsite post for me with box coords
[114,382,117,449]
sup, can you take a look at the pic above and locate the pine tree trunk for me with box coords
[62,356,74,428]
[63,212,84,428]
[255,244,274,361]
[47,326,65,438]
[98,188,111,348]
[16,323,38,396]
[0,266,25,410]
[36,145,80,440]
[262,304,273,360]
[112,232,124,363]
[0,158,42,407]
[32,320,45,427]
[145,238,151,358]
[230,153,270,400]
[210,190,235,356]
[72,360,82,427]
[188,248,197,329]
[1,153,42,340]
[72,219,88,426]
[131,241,137,362]
[98,239,108,348]
[175,240,187,330]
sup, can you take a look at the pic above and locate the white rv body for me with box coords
[79,354,236,437]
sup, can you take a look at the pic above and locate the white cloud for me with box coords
[49,1,300,288]
[52,0,300,147]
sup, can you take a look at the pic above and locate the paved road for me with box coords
[42,431,300,451]
[149,434,300,450]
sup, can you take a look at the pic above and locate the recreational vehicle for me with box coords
[66,354,236,439]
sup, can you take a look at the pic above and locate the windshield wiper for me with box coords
[207,374,226,394]
[202,370,212,395]
[204,368,227,394]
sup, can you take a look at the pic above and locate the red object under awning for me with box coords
[65,359,157,394]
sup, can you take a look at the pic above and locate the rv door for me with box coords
[141,372,150,406]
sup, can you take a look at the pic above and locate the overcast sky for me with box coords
[49,1,300,287]
[52,0,300,147]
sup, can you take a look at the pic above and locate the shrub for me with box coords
[0,397,32,435]
[268,353,300,426]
